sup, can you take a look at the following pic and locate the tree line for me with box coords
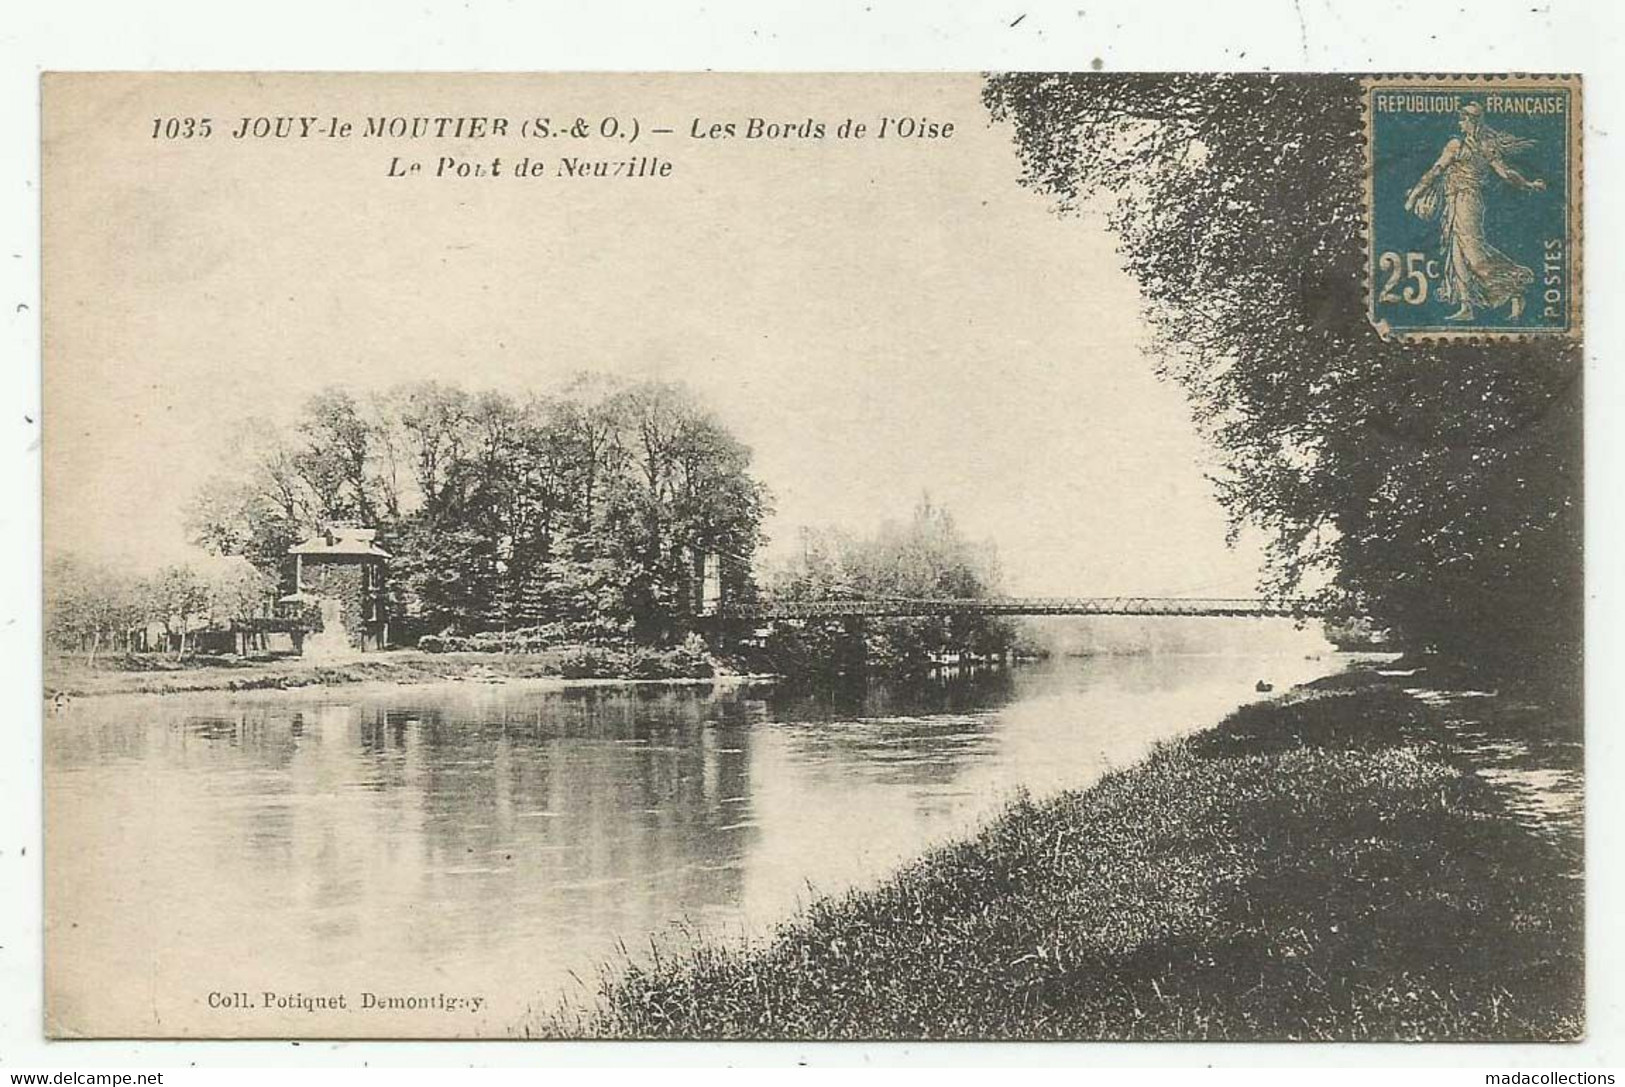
[45,555,273,661]
[52,375,1017,673]
[187,375,772,645]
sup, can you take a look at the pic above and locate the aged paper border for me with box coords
[6,0,1625,1072]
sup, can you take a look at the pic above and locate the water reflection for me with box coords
[46,646,1341,1036]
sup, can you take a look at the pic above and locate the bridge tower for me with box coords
[701,551,725,617]
[693,550,740,653]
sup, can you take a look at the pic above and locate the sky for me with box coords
[44,73,1268,597]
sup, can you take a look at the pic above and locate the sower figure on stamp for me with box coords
[1405,102,1547,322]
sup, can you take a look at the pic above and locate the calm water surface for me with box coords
[47,645,1344,1036]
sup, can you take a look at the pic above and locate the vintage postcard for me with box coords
[42,72,1584,1040]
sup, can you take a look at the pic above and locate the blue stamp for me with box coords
[1364,76,1581,339]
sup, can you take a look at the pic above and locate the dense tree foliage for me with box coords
[983,74,1581,675]
[764,498,1017,674]
[187,376,772,644]
[45,554,274,660]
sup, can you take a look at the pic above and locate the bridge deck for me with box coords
[719,597,1322,620]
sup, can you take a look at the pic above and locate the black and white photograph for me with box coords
[27,61,1597,1051]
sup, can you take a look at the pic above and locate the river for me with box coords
[45,635,1344,1037]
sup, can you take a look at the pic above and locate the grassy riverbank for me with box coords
[43,647,734,700]
[541,668,1582,1040]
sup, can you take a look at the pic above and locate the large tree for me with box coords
[983,74,1581,676]
[610,381,772,640]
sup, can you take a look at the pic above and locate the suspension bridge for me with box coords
[706,596,1325,621]
[691,550,1327,622]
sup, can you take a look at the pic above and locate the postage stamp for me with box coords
[1363,75,1581,339]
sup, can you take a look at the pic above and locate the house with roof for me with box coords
[281,525,391,653]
